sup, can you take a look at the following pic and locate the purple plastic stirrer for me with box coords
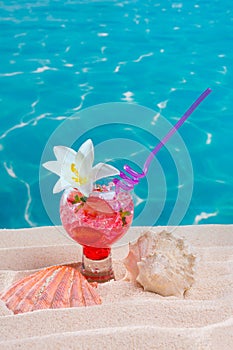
[113,87,212,192]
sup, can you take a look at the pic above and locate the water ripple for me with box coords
[3,162,35,227]
[0,72,23,77]
[32,66,58,73]
[133,52,154,63]
[194,211,218,225]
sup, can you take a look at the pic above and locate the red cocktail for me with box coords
[60,183,134,282]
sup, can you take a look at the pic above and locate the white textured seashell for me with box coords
[123,231,156,282]
[123,230,196,297]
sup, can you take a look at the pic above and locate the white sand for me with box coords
[0,225,233,349]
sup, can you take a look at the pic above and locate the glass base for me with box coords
[81,250,115,283]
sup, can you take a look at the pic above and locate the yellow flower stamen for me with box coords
[70,163,88,185]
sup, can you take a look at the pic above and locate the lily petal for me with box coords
[78,181,93,197]
[92,163,120,182]
[53,146,76,162]
[43,161,61,176]
[75,139,94,176]
[53,178,71,193]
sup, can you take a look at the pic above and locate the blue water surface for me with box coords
[0,0,232,228]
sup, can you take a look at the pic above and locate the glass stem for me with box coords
[81,247,115,283]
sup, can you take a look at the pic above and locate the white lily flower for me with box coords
[42,139,120,197]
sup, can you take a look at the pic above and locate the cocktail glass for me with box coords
[60,183,134,282]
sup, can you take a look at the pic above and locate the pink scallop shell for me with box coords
[1,264,102,314]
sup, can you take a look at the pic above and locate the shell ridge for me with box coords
[1,267,55,302]
[49,267,68,307]
[70,269,85,307]
[16,266,61,313]
[33,266,67,310]
[82,277,101,306]
[5,267,59,313]
[50,267,72,308]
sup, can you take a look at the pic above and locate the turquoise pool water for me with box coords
[1,0,232,228]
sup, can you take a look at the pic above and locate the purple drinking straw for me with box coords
[143,87,212,174]
[114,87,212,192]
